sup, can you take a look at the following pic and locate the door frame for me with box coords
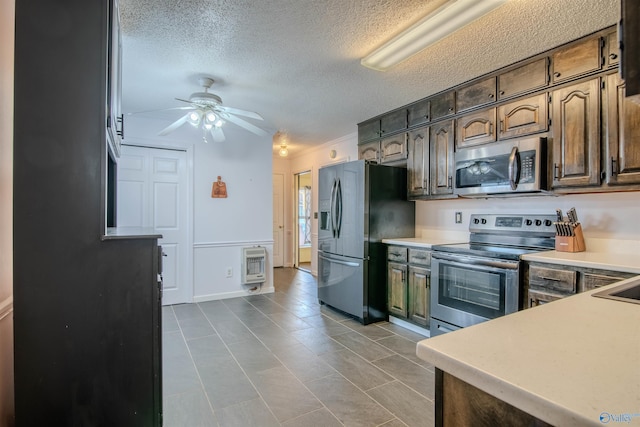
[292,169,312,271]
[121,141,195,304]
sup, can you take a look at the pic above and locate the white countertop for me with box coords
[522,250,640,274]
[417,277,640,426]
[382,228,469,248]
[381,237,465,248]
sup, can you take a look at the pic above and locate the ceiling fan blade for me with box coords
[218,106,264,121]
[128,106,195,115]
[158,113,190,136]
[210,126,226,143]
[224,114,268,137]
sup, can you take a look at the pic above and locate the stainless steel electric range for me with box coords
[430,214,556,336]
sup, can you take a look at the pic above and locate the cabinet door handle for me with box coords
[539,276,566,282]
[554,72,561,78]
[554,163,560,179]
[447,176,452,189]
[488,93,494,99]
[499,90,505,96]
[448,107,454,112]
[609,53,618,60]
[489,123,493,134]
[499,120,504,132]
[611,157,618,175]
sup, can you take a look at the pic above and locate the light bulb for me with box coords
[215,120,224,128]
[205,111,216,122]
[203,123,213,130]
[188,111,201,127]
[279,144,288,157]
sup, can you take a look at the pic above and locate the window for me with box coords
[298,186,311,246]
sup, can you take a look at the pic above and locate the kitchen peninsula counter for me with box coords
[416,277,640,426]
[522,248,640,274]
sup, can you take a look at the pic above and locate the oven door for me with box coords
[430,253,520,333]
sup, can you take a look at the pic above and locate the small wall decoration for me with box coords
[211,176,228,198]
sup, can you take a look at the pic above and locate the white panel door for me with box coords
[272,173,284,267]
[117,145,190,305]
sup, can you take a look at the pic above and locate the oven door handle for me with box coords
[433,253,519,270]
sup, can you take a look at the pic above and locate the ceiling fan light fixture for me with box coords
[205,111,217,122]
[188,110,202,127]
[361,0,507,71]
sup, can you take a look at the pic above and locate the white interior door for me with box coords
[272,173,284,267]
[117,145,190,305]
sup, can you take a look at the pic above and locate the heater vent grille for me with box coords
[242,247,266,284]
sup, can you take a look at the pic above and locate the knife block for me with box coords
[555,224,586,252]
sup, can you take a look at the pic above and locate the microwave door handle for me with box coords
[508,146,521,190]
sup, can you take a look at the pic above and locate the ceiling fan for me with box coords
[152,77,269,143]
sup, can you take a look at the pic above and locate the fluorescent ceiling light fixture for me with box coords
[361,0,507,71]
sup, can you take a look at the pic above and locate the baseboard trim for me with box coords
[192,286,275,303]
[0,296,13,321]
[389,316,430,338]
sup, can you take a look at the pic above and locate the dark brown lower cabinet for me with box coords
[435,369,552,427]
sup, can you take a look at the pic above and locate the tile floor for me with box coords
[162,267,435,427]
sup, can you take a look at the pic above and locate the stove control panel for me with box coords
[469,214,556,235]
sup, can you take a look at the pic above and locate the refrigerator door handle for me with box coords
[330,179,338,238]
[336,178,343,238]
[318,254,359,267]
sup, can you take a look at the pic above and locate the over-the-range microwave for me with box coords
[454,137,548,197]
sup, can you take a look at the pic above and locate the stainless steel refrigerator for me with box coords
[318,160,415,324]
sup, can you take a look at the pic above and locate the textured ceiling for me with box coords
[119,0,619,155]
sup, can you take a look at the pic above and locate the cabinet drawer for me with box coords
[387,246,408,263]
[551,36,602,83]
[527,289,563,308]
[456,77,496,112]
[408,248,431,266]
[581,272,634,292]
[529,265,577,294]
[498,57,548,99]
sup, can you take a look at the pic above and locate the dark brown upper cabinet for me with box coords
[498,57,549,100]
[407,99,430,128]
[497,93,548,140]
[407,126,430,198]
[551,36,602,84]
[621,0,640,100]
[430,120,455,195]
[380,110,408,137]
[456,108,496,149]
[551,78,601,188]
[380,133,408,164]
[605,30,619,68]
[358,119,380,144]
[605,73,640,185]
[431,91,456,121]
[456,77,496,113]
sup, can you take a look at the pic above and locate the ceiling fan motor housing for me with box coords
[189,92,222,107]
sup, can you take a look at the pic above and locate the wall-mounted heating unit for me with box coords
[242,247,266,284]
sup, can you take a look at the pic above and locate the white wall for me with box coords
[277,133,359,274]
[124,116,274,300]
[0,0,14,423]
[415,192,640,246]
